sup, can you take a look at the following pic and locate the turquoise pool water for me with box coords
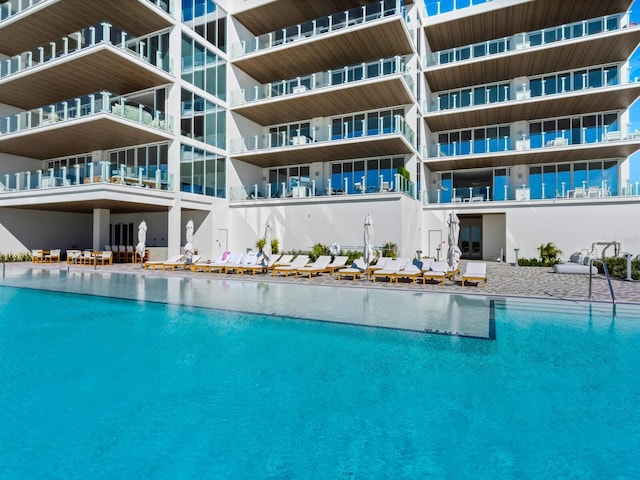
[1,273,639,478]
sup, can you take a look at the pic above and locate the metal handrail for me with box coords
[588,258,616,305]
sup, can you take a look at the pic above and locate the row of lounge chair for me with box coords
[141,251,487,286]
[337,257,486,286]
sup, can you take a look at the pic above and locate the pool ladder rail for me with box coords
[588,257,616,315]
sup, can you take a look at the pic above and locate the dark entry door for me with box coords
[459,217,482,259]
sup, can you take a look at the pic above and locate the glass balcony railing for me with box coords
[230,0,408,57]
[426,13,626,67]
[147,0,172,16]
[230,55,409,106]
[0,161,174,193]
[230,115,414,154]
[423,178,640,204]
[424,125,635,159]
[424,0,494,17]
[0,91,171,136]
[0,21,172,79]
[229,174,415,202]
[426,69,633,112]
[0,0,173,22]
[0,0,45,21]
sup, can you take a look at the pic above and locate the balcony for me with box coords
[423,0,632,52]
[0,91,172,159]
[231,2,413,83]
[0,22,172,111]
[423,181,640,205]
[229,174,416,202]
[424,15,640,91]
[423,127,640,171]
[0,0,173,56]
[230,118,415,167]
[424,76,640,131]
[230,56,414,125]
[233,0,413,37]
[0,161,173,195]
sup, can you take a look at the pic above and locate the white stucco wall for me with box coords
[0,208,92,253]
[228,194,421,256]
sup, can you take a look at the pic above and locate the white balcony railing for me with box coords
[426,13,627,67]
[230,115,414,154]
[230,0,408,57]
[229,173,415,202]
[0,21,172,79]
[230,55,409,106]
[0,91,172,136]
[0,161,173,194]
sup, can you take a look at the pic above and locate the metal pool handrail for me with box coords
[589,258,616,309]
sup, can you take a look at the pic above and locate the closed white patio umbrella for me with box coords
[447,212,462,279]
[135,220,147,265]
[363,214,376,268]
[262,216,272,264]
[184,220,195,264]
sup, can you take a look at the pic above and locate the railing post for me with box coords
[61,166,67,185]
[25,171,31,190]
[89,162,94,183]
[74,164,80,185]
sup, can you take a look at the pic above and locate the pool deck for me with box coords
[14,259,640,305]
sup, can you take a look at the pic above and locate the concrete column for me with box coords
[167,200,182,256]
[93,208,110,251]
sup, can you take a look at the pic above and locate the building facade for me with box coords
[1,0,639,262]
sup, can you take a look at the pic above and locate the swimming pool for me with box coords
[1,266,639,478]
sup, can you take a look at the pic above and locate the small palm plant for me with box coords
[538,242,562,265]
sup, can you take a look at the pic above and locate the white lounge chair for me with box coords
[237,254,282,275]
[371,259,403,283]
[162,255,201,271]
[325,255,349,275]
[461,262,487,287]
[223,251,260,274]
[144,254,184,270]
[272,255,309,277]
[271,254,294,268]
[295,255,332,278]
[395,261,423,283]
[421,261,450,285]
[191,251,232,272]
[212,252,243,273]
[337,258,366,280]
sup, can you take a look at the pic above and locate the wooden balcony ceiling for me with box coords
[0,0,171,57]
[424,141,640,171]
[231,136,414,167]
[425,28,640,92]
[233,0,413,36]
[233,17,413,83]
[4,195,171,214]
[0,116,171,160]
[232,76,412,125]
[0,47,172,111]
[424,84,640,132]
[425,0,632,52]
